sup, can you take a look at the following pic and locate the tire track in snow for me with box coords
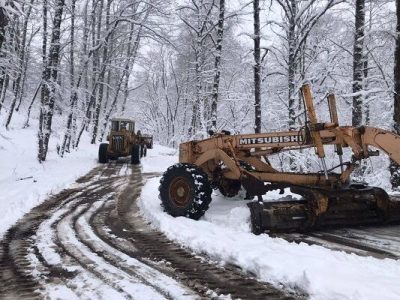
[102,168,300,300]
[1,159,302,300]
[27,160,196,299]
[29,164,128,299]
[76,199,195,299]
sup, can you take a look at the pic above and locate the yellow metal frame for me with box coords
[179,84,400,188]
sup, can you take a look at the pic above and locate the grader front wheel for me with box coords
[131,144,141,164]
[98,143,109,164]
[159,163,212,220]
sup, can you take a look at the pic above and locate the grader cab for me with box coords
[98,118,147,164]
[159,84,400,233]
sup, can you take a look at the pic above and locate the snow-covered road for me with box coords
[0,153,295,299]
[0,161,198,299]
[2,143,400,300]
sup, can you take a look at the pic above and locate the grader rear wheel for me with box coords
[159,163,212,220]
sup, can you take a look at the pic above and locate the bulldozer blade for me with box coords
[248,185,400,234]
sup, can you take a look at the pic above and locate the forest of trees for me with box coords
[0,0,399,186]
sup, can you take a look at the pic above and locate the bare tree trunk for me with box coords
[23,82,41,127]
[287,0,297,131]
[38,0,65,162]
[83,0,91,133]
[253,0,261,133]
[363,4,372,127]
[0,8,8,100]
[352,0,365,127]
[189,48,201,137]
[91,0,110,144]
[363,58,370,124]
[0,7,8,50]
[210,0,225,132]
[0,74,9,113]
[0,70,5,103]
[391,0,400,187]
[87,0,100,126]
[38,0,48,160]
[6,1,34,128]
[121,24,134,113]
[60,0,76,156]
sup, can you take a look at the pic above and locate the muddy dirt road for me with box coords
[0,161,299,300]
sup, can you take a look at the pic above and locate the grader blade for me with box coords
[248,186,400,234]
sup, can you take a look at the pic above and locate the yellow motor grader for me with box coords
[159,84,400,233]
[98,118,147,164]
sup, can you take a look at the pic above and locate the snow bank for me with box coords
[141,144,178,173]
[0,113,98,238]
[139,147,400,300]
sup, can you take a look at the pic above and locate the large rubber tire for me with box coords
[98,143,109,163]
[131,144,141,164]
[159,163,212,220]
[140,144,147,158]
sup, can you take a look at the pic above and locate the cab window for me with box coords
[111,121,119,131]
[119,121,128,130]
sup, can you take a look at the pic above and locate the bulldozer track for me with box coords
[0,161,301,299]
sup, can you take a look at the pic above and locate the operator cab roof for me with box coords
[110,118,135,123]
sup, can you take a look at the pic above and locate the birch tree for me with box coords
[91,0,111,144]
[38,0,65,162]
[352,0,366,127]
[59,0,76,156]
[253,0,261,133]
[210,0,225,131]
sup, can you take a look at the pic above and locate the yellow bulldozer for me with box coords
[159,84,400,233]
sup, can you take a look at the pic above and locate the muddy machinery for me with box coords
[99,118,147,164]
[142,134,154,149]
[159,84,400,233]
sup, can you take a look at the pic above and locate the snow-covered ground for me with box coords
[140,146,400,300]
[0,113,98,238]
[2,117,400,300]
